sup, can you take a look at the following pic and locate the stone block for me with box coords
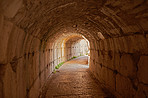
[3,63,17,98]
[22,34,33,54]
[96,63,102,80]
[106,69,115,90]
[114,53,120,67]
[139,18,148,31]
[16,58,26,98]
[100,66,107,83]
[7,26,21,62]
[0,80,3,97]
[0,14,4,33]
[121,25,141,34]
[117,54,136,77]
[15,28,26,58]
[1,0,22,18]
[100,66,115,90]
[135,84,148,98]
[141,84,148,97]
[27,35,34,53]
[116,74,136,97]
[0,20,13,64]
[134,35,148,54]
[120,0,145,12]
[120,37,128,53]
[138,56,148,84]
[113,38,120,52]
[29,78,40,98]
[0,64,7,80]
[125,36,134,53]
[109,28,120,35]
[104,40,108,51]
[33,52,40,76]
[99,40,104,50]
[108,38,114,51]
[94,50,99,62]
[146,34,148,43]
[31,38,40,52]
[126,35,148,53]
[102,54,114,70]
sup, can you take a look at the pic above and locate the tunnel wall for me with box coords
[0,0,148,98]
[89,34,148,97]
[0,16,88,98]
[0,16,51,98]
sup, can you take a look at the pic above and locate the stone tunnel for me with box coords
[0,0,148,98]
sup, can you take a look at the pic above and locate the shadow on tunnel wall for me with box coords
[0,0,148,98]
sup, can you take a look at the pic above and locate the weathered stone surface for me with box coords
[114,53,120,67]
[7,26,20,62]
[138,56,148,84]
[0,0,23,18]
[0,0,148,98]
[3,63,17,98]
[135,84,148,98]
[117,54,136,77]
[102,54,114,69]
[126,35,148,53]
[113,38,120,52]
[139,18,148,31]
[146,34,148,43]
[0,20,13,64]
[121,25,141,34]
[116,74,136,97]
[15,29,26,58]
[106,68,115,90]
[119,37,129,53]
[0,14,4,33]
[0,80,3,98]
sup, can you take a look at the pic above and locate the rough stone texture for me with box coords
[116,74,136,97]
[0,20,13,64]
[0,0,148,98]
[117,54,136,77]
[39,56,111,98]
[138,56,148,84]
[0,30,88,98]
[135,84,148,98]
[90,35,148,97]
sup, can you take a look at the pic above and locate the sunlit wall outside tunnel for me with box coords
[52,34,90,68]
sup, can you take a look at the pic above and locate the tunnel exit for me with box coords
[52,34,90,68]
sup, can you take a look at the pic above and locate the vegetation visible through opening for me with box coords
[55,62,65,69]
[54,56,78,73]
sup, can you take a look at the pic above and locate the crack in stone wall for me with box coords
[0,0,148,98]
[89,33,148,97]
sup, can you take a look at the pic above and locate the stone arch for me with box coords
[0,0,148,98]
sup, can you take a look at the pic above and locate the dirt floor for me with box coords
[39,56,109,98]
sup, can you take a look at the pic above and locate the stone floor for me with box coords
[39,56,110,98]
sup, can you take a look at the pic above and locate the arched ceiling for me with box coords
[1,0,148,42]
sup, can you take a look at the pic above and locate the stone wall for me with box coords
[89,34,148,97]
[0,19,87,98]
[0,0,148,98]
[0,17,42,98]
[65,38,89,60]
